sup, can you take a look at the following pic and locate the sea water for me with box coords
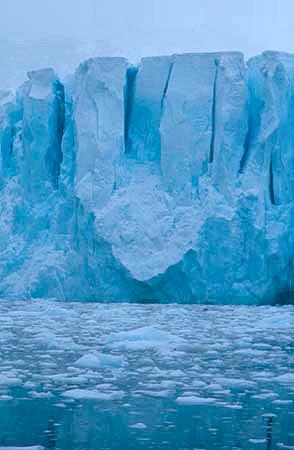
[0,302,293,450]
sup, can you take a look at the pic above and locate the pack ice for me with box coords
[0,52,293,303]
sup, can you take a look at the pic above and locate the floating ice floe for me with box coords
[74,353,125,369]
[106,325,184,351]
[0,375,22,387]
[274,373,294,384]
[0,447,45,450]
[129,422,147,430]
[176,395,217,406]
[62,389,125,401]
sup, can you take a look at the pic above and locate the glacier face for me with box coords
[0,51,293,304]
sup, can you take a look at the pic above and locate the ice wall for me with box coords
[0,51,293,304]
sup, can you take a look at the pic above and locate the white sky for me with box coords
[1,0,293,88]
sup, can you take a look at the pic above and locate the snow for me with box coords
[0,52,293,304]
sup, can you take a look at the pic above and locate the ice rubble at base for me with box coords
[0,51,293,304]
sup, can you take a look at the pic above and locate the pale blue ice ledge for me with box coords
[0,51,293,304]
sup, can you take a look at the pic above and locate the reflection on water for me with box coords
[0,394,293,449]
[266,416,273,450]
[45,420,57,449]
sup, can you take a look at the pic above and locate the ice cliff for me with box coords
[0,51,293,304]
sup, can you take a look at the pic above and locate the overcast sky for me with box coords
[1,0,293,88]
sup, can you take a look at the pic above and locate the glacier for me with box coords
[0,51,293,304]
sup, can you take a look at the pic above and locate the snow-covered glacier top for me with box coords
[0,51,293,304]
